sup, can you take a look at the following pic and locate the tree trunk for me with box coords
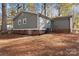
[57,3,61,16]
[43,3,46,16]
[1,3,7,33]
[58,8,61,16]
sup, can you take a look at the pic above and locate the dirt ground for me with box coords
[0,33,79,56]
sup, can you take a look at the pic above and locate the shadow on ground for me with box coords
[0,34,30,40]
[0,33,79,56]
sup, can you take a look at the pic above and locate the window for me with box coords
[23,18,27,24]
[18,19,21,25]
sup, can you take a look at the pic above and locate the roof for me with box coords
[13,11,72,21]
[13,11,51,20]
[39,13,51,20]
[52,15,72,20]
[13,11,25,20]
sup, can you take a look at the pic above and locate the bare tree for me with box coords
[41,3,46,15]
[1,3,7,33]
[43,3,46,16]
[53,3,61,16]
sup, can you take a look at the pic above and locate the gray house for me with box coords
[13,12,72,35]
[13,12,51,35]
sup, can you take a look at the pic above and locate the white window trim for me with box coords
[18,19,21,25]
[23,18,27,24]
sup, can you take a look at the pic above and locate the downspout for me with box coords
[37,13,40,30]
[70,17,73,33]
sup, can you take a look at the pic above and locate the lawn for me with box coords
[0,33,79,56]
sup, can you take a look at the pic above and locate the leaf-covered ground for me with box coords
[0,33,79,56]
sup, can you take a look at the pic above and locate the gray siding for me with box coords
[13,12,37,29]
[53,18,70,30]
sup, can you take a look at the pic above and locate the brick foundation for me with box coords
[13,30,45,35]
[53,29,70,33]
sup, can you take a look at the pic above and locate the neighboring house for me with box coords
[13,12,72,35]
[13,12,51,35]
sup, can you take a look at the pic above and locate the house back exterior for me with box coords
[13,12,72,35]
[13,12,51,35]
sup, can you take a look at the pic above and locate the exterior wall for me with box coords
[46,19,51,29]
[39,17,51,30]
[13,12,51,35]
[13,12,37,29]
[52,18,70,33]
[13,12,48,35]
[39,17,46,30]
